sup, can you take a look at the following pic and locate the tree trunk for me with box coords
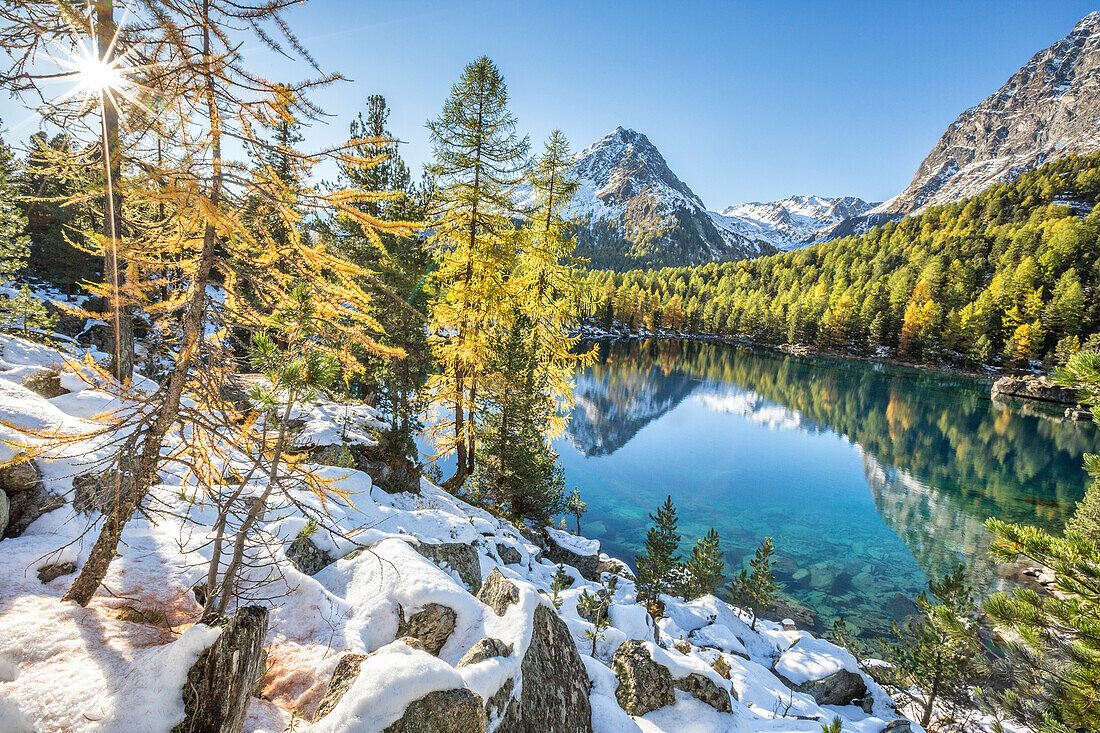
[96,0,133,385]
[175,606,268,733]
[63,1,222,606]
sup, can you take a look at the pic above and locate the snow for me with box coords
[774,635,861,686]
[546,525,600,556]
[309,640,466,732]
[0,331,919,732]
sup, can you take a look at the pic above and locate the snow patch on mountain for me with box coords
[711,195,878,250]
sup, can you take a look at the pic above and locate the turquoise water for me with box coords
[554,339,1099,640]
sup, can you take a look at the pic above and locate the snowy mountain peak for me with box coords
[563,127,774,269]
[874,11,1100,215]
[712,194,878,251]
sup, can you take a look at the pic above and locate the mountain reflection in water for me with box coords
[556,339,1098,640]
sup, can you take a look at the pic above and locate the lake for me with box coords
[554,339,1098,641]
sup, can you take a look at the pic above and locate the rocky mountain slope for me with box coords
[0,331,919,732]
[560,127,777,270]
[712,195,878,250]
[874,11,1100,216]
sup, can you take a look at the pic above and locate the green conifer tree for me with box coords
[684,528,724,600]
[730,537,779,631]
[635,495,682,604]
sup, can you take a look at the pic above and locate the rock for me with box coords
[45,301,86,338]
[398,603,457,657]
[352,445,421,495]
[312,444,356,469]
[576,589,611,625]
[882,721,913,733]
[37,562,76,584]
[314,652,368,721]
[0,459,39,494]
[477,569,593,732]
[885,592,920,621]
[784,668,869,709]
[72,472,130,514]
[611,640,675,716]
[384,688,487,733]
[0,490,7,537]
[541,527,600,581]
[673,673,732,713]
[1066,407,1094,421]
[415,542,482,592]
[992,376,1078,405]
[285,535,334,576]
[175,606,268,733]
[497,543,522,565]
[22,370,69,398]
[4,483,63,539]
[596,556,635,581]
[457,637,512,668]
[477,568,521,615]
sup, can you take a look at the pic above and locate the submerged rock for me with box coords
[611,640,675,716]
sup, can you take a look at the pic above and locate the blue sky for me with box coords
[3,1,1098,207]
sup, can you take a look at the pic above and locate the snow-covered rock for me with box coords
[0,332,919,732]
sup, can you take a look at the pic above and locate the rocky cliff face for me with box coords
[713,195,878,250]
[876,12,1100,215]
[560,127,776,270]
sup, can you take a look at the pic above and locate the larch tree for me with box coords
[0,0,410,607]
[426,55,529,489]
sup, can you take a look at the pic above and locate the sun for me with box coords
[74,51,128,98]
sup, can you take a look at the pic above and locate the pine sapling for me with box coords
[730,537,780,631]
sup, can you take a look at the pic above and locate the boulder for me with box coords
[882,721,913,733]
[992,376,1078,405]
[457,637,512,668]
[0,459,39,495]
[0,490,7,537]
[314,652,368,721]
[174,606,268,733]
[477,568,521,615]
[673,673,732,712]
[353,445,421,495]
[22,370,69,399]
[576,589,611,626]
[285,535,334,576]
[596,556,635,581]
[1066,407,1093,421]
[72,471,130,514]
[541,527,600,581]
[37,562,76,584]
[476,569,593,732]
[784,668,869,709]
[312,444,356,469]
[4,483,63,539]
[611,640,675,716]
[398,603,457,657]
[415,542,482,592]
[384,688,488,733]
[497,543,522,565]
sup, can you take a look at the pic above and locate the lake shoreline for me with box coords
[574,321,1013,385]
